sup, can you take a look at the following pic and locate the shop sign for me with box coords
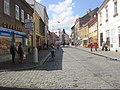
[25,19,33,30]
[0,32,11,37]
[15,35,22,38]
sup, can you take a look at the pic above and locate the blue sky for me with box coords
[26,0,104,35]
[40,0,104,35]
[41,0,104,17]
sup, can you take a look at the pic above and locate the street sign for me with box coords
[25,19,33,30]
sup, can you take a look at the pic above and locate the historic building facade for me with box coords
[98,0,120,51]
[0,0,33,54]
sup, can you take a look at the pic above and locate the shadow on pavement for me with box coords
[34,48,64,71]
[0,50,49,71]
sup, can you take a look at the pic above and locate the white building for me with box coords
[98,0,120,51]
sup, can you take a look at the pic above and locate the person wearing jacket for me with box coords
[94,41,98,51]
[18,42,24,64]
[89,41,93,52]
[10,43,17,63]
[50,43,55,58]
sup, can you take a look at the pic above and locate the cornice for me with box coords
[98,0,110,13]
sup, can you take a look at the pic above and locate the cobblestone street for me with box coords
[0,46,120,89]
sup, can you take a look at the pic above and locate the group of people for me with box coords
[89,41,98,52]
[10,42,24,64]
[102,41,109,51]
[89,41,109,52]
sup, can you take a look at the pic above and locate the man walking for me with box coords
[10,43,17,63]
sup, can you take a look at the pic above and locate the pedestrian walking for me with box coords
[50,43,55,58]
[89,41,93,52]
[94,41,98,51]
[10,43,17,63]
[57,43,60,50]
[102,41,105,51]
[105,42,108,51]
[18,42,24,64]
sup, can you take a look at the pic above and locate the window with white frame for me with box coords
[114,1,117,16]
[106,30,110,37]
[21,9,24,22]
[111,29,116,43]
[105,6,108,21]
[4,0,10,15]
[15,5,19,20]
[118,26,120,34]
[100,12,102,25]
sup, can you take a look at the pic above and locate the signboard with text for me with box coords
[25,19,33,30]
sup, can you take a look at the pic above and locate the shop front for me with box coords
[0,27,26,54]
[40,36,45,49]
[83,37,89,48]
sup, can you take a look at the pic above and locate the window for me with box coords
[111,29,116,43]
[100,12,102,25]
[100,33,103,46]
[27,14,30,19]
[4,0,10,15]
[118,26,120,34]
[106,30,110,37]
[15,5,19,20]
[21,9,24,22]
[114,1,118,17]
[105,6,108,22]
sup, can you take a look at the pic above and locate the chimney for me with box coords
[89,8,91,12]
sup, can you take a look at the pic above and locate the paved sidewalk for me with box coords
[0,50,50,71]
[73,46,120,61]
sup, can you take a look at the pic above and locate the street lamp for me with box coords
[33,0,38,63]
[51,21,60,44]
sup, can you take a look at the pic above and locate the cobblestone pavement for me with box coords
[0,50,49,71]
[0,46,120,89]
[75,46,120,61]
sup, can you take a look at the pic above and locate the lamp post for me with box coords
[33,0,38,63]
[52,21,60,44]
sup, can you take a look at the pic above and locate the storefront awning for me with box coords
[0,27,26,36]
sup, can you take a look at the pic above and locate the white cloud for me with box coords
[25,0,41,4]
[48,0,78,36]
[36,0,41,3]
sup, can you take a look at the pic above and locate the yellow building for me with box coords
[88,17,98,43]
[79,24,89,47]
[33,12,41,48]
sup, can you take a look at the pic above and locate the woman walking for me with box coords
[94,41,98,51]
[18,42,24,64]
[89,41,93,52]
